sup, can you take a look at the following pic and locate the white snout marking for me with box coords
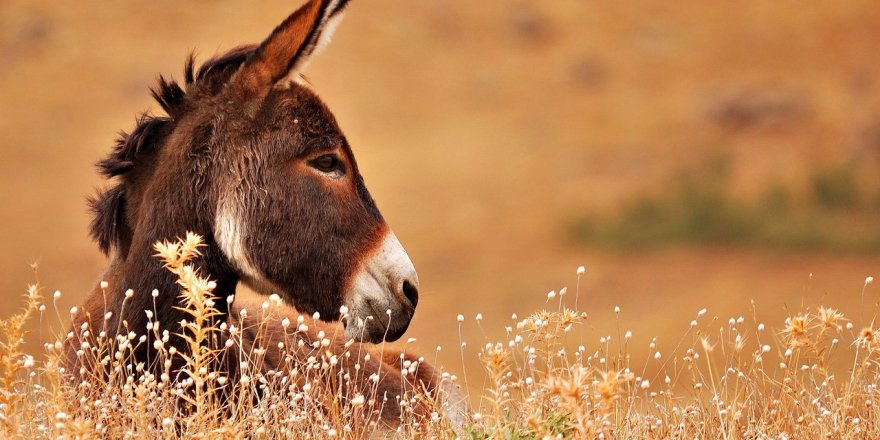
[345,231,418,324]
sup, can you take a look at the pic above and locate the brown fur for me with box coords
[67,0,464,430]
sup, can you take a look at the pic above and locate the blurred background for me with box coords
[1,0,879,376]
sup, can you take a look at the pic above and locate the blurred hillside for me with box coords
[1,0,879,372]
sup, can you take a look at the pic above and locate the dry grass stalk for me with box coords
[0,241,878,438]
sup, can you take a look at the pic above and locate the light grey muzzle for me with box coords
[343,231,419,343]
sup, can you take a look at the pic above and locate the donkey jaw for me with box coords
[343,231,420,343]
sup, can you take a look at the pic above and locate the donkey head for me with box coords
[91,0,419,343]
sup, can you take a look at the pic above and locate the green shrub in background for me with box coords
[572,159,880,252]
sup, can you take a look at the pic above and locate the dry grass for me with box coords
[1,237,879,438]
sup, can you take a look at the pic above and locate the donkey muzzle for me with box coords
[343,231,419,343]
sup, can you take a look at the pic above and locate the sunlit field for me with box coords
[0,234,878,438]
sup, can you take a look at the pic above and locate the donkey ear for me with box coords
[230,0,350,96]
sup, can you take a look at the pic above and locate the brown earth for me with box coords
[1,0,879,375]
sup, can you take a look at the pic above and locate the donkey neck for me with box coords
[97,234,238,350]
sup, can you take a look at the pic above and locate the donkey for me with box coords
[66,0,465,432]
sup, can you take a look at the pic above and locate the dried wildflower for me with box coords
[546,367,590,405]
[700,337,715,353]
[783,314,810,347]
[597,370,631,404]
[482,342,510,382]
[818,306,844,329]
[858,328,877,348]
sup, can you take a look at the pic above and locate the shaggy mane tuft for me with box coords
[90,46,257,256]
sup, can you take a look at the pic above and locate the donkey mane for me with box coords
[88,45,257,256]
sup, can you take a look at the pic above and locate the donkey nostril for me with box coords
[401,280,419,308]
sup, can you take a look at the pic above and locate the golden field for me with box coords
[2,234,880,437]
[1,1,880,437]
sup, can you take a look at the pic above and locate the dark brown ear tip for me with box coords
[230,0,351,97]
[327,0,352,17]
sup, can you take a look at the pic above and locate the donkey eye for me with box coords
[310,154,341,173]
